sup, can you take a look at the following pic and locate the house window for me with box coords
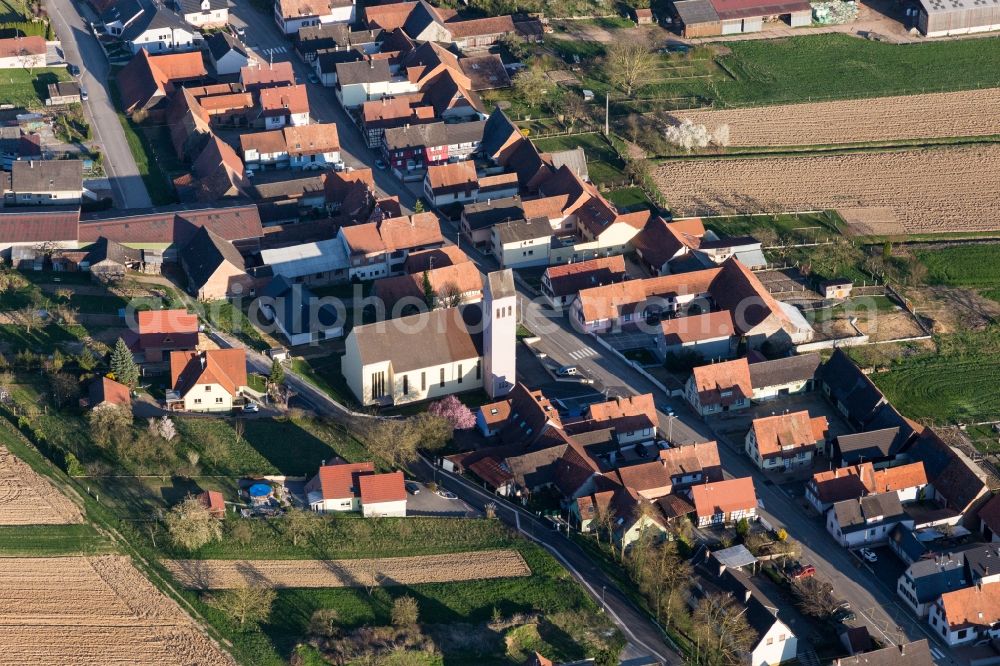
[194,398,202,404]
[440,368,445,387]
[958,629,967,639]
[216,397,223,403]
[205,385,211,391]
[778,634,785,641]
[457,364,462,384]
[402,375,409,395]
[766,638,773,646]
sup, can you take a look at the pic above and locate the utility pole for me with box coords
[604,92,609,135]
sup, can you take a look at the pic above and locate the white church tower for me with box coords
[483,269,516,398]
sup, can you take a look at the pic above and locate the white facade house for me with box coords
[826,492,910,548]
[750,616,798,666]
[359,471,407,517]
[275,0,356,34]
[0,36,46,69]
[206,31,254,75]
[123,9,200,54]
[491,218,553,269]
[168,349,248,413]
[177,0,228,27]
[928,581,1000,646]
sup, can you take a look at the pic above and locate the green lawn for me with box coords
[865,327,1000,426]
[0,323,88,353]
[701,211,844,241]
[0,67,70,108]
[533,133,626,186]
[205,299,271,351]
[918,244,1000,302]
[291,355,357,408]
[605,187,654,212]
[0,524,115,556]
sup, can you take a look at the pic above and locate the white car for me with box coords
[556,365,578,377]
[435,489,458,500]
[859,548,878,563]
[242,402,259,413]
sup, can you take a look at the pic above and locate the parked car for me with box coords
[242,402,259,413]
[832,607,857,623]
[234,25,246,37]
[374,159,387,170]
[859,548,878,563]
[790,564,816,580]
[435,489,458,500]
[307,72,319,84]
[405,481,421,495]
[556,365,578,377]
[80,88,88,101]
[67,63,80,76]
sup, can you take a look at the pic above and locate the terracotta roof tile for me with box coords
[309,462,375,499]
[577,267,721,323]
[659,441,722,480]
[259,84,309,115]
[444,14,515,37]
[170,349,247,397]
[377,212,444,252]
[543,256,627,298]
[871,461,928,493]
[0,208,78,244]
[365,1,417,29]
[809,463,876,505]
[283,123,340,155]
[691,358,752,407]
[611,460,672,497]
[691,477,757,519]
[241,61,295,88]
[0,35,44,58]
[199,490,226,517]
[359,471,406,504]
[939,581,1000,631]
[750,410,827,457]
[88,376,132,408]
[373,261,482,306]
[403,245,470,273]
[137,309,199,350]
[660,310,735,345]
[478,399,512,427]
[426,161,477,192]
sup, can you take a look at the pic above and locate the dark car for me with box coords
[832,607,857,623]
[67,63,81,76]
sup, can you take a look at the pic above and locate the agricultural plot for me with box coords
[165,549,531,590]
[654,144,1000,234]
[0,445,82,525]
[918,245,1000,302]
[668,89,1000,147]
[0,555,235,665]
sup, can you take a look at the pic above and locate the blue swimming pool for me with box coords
[248,483,272,498]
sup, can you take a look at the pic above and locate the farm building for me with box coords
[671,0,812,36]
[916,0,1000,36]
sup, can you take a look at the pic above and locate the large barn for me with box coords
[671,0,812,36]
[917,0,1000,36]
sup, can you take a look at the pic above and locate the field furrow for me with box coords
[0,445,82,525]
[668,89,1000,146]
[654,144,1000,233]
[164,549,532,590]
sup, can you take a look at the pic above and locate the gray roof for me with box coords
[903,551,967,603]
[121,5,190,41]
[296,21,349,47]
[9,159,82,193]
[260,237,348,279]
[206,31,248,61]
[495,217,549,244]
[250,170,325,201]
[316,47,365,73]
[748,353,821,389]
[48,81,82,98]
[444,119,486,145]
[546,147,589,181]
[480,107,519,160]
[335,58,391,85]
[85,236,140,265]
[260,275,340,339]
[818,349,886,426]
[919,0,988,14]
[832,640,935,666]
[177,0,226,14]
[713,544,757,570]
[486,268,515,299]
[833,492,905,532]
[674,0,721,24]
[350,303,484,372]
[462,195,522,230]
[834,427,901,463]
[101,0,144,24]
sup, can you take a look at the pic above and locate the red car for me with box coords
[790,564,816,580]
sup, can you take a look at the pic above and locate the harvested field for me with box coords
[654,144,1000,233]
[165,549,531,590]
[0,555,235,665]
[0,445,82,525]
[667,89,1000,147]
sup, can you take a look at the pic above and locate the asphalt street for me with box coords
[45,0,153,209]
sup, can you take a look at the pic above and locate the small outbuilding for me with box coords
[820,278,853,299]
[46,81,82,106]
[634,7,655,23]
[917,0,1000,36]
[672,0,812,36]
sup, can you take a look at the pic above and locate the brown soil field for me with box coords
[0,445,82,525]
[165,549,531,590]
[668,89,1000,147]
[654,144,1000,233]
[0,556,235,665]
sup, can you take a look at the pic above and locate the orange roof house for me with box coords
[806,461,928,513]
[168,349,248,411]
[306,461,375,511]
[424,161,478,200]
[934,581,1000,641]
[136,309,199,361]
[659,441,723,485]
[745,410,827,470]
[198,490,226,518]
[241,61,296,90]
[373,261,483,309]
[687,357,753,415]
[88,376,132,410]
[358,471,407,517]
[690,476,757,526]
[118,49,208,114]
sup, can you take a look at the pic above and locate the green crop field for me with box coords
[0,524,114,555]
[866,327,1000,427]
[918,244,1000,302]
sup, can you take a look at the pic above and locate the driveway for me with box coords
[404,481,478,517]
[43,0,152,209]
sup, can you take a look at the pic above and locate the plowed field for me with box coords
[654,144,1000,233]
[165,549,531,590]
[669,89,1000,146]
[0,445,82,524]
[0,556,235,665]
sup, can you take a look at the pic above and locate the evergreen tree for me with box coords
[422,271,435,308]
[413,199,425,213]
[109,337,139,388]
[269,358,285,385]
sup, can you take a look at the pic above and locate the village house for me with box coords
[259,275,343,345]
[461,196,523,248]
[306,462,375,512]
[747,352,821,401]
[0,126,41,169]
[2,160,85,206]
[659,441,723,488]
[80,237,141,280]
[241,61,296,92]
[257,84,310,129]
[541,255,628,309]
[168,348,248,412]
[241,123,341,170]
[907,428,990,520]
[563,394,659,448]
[120,5,199,54]
[475,172,519,201]
[180,226,253,300]
[358,471,407,517]
[294,21,348,61]
[274,0,356,34]
[335,58,411,107]
[744,410,828,472]
[628,216,705,276]
[831,641,935,666]
[198,490,226,518]
[928,580,1000,646]
[86,376,132,410]
[690,476,757,527]
[805,461,929,513]
[373,261,483,311]
[827,492,908,548]
[117,49,208,115]
[134,308,199,363]
[491,217,552,269]
[176,135,248,203]
[575,483,667,548]
[205,31,254,75]
[686,357,753,416]
[101,0,144,34]
[423,161,478,208]
[360,94,436,148]
[342,269,515,405]
[382,120,485,174]
[897,543,1000,619]
[175,0,228,28]
[0,35,46,69]
[656,310,736,363]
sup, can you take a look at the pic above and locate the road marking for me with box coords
[930,647,944,660]
[568,347,596,360]
[263,46,287,55]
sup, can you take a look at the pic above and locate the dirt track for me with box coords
[654,144,1000,233]
[0,445,82,525]
[164,549,531,590]
[0,556,235,665]
[667,89,1000,147]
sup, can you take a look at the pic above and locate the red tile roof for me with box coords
[691,477,757,519]
[444,14,515,38]
[359,471,406,504]
[0,208,78,243]
[691,358,752,407]
[577,267,721,324]
[259,84,309,115]
[365,1,417,29]
[137,309,199,351]
[79,205,263,246]
[871,462,929,494]
[478,399,512,427]
[660,310,735,345]
[809,463,876,505]
[199,490,226,517]
[939,581,1000,631]
[750,410,827,457]
[403,245,470,273]
[309,462,375,499]
[0,35,45,57]
[659,441,722,480]
[170,349,248,397]
[241,61,295,88]
[89,376,132,408]
[426,161,477,193]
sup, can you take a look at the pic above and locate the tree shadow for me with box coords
[239,418,343,476]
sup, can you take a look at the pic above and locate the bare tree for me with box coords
[792,577,838,619]
[692,592,756,665]
[282,508,323,547]
[16,306,42,333]
[436,281,464,309]
[604,42,657,96]
[210,584,276,630]
[233,418,246,445]
[164,495,223,551]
